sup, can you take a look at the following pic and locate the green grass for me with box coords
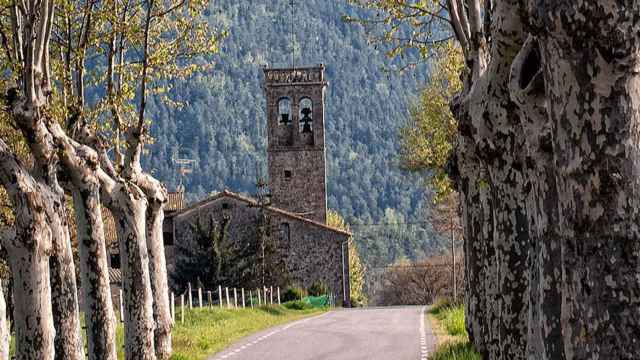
[115,305,324,360]
[428,302,481,360]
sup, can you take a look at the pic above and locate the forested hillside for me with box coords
[137,1,443,269]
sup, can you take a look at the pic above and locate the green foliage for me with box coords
[430,304,466,337]
[430,341,482,360]
[173,215,235,290]
[281,286,307,303]
[327,209,368,306]
[307,281,330,297]
[429,304,482,360]
[283,300,313,310]
[116,306,322,360]
[399,43,464,202]
[131,1,445,277]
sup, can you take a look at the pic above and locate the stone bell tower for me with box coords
[263,65,328,224]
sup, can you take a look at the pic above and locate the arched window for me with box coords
[278,98,291,125]
[299,98,313,133]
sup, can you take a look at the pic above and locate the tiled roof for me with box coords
[170,189,352,237]
[103,190,185,246]
[166,191,185,212]
[108,268,122,284]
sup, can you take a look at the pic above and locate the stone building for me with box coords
[165,65,351,305]
[108,65,351,306]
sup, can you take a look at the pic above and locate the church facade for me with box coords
[163,65,351,305]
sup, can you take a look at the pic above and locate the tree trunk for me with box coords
[50,117,119,360]
[509,36,563,360]
[450,104,493,357]
[47,190,85,360]
[0,142,55,360]
[72,187,118,360]
[455,1,530,358]
[532,2,640,357]
[145,199,172,359]
[101,179,156,360]
[126,131,172,358]
[0,278,8,360]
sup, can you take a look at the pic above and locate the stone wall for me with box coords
[167,194,350,305]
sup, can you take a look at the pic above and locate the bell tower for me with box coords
[263,65,328,224]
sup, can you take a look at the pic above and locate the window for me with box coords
[278,98,291,125]
[222,202,230,210]
[163,231,174,246]
[299,98,313,133]
[279,223,290,242]
[110,253,121,269]
[284,170,292,179]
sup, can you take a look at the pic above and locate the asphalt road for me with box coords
[209,306,436,360]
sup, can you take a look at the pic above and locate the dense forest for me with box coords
[115,1,446,270]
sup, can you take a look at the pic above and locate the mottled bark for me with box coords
[453,1,530,358]
[510,36,563,360]
[99,173,156,360]
[125,87,172,358]
[144,195,172,359]
[530,1,640,358]
[47,190,85,360]
[0,141,55,360]
[0,278,8,360]
[51,118,118,360]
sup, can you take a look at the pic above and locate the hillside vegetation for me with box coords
[135,1,444,269]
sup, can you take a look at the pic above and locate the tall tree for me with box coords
[348,0,640,359]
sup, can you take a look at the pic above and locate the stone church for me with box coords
[161,65,352,305]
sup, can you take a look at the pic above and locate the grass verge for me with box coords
[428,301,481,360]
[115,304,324,360]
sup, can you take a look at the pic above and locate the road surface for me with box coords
[209,306,436,360]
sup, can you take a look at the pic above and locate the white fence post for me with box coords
[218,285,223,309]
[198,287,203,308]
[171,292,175,324]
[270,286,274,305]
[233,288,238,309]
[263,287,267,306]
[188,282,193,309]
[242,288,246,308]
[180,294,185,324]
[257,289,261,306]
[250,290,254,308]
[225,287,230,309]
[119,289,124,322]
[277,287,281,305]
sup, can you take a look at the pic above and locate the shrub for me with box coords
[283,300,313,310]
[281,286,307,302]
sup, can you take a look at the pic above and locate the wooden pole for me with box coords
[180,294,185,324]
[198,287,203,308]
[218,285,223,309]
[171,292,175,323]
[277,287,281,305]
[257,289,262,306]
[233,288,238,309]
[188,282,193,309]
[263,287,267,306]
[119,288,124,322]
[207,291,212,308]
[242,288,246,308]
[270,286,274,305]
[225,287,230,309]
[250,290,254,308]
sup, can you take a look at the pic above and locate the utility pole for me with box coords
[249,173,272,287]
